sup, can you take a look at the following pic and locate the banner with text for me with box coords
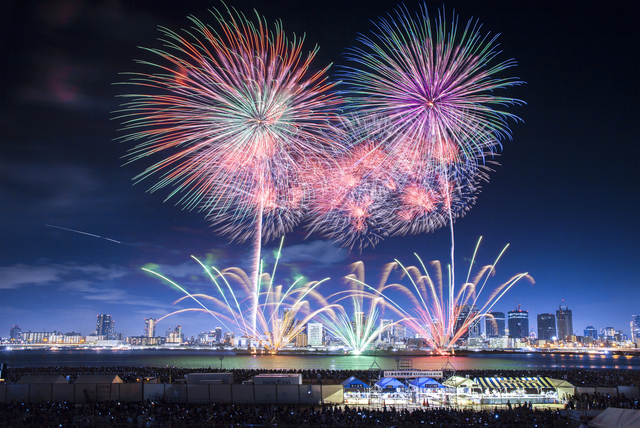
[383,370,443,378]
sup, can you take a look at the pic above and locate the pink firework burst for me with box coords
[306,116,399,249]
[116,5,342,243]
[342,4,523,168]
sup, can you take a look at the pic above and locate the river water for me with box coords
[2,349,639,371]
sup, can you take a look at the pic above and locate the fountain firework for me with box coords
[315,261,407,353]
[148,239,334,353]
[347,237,534,353]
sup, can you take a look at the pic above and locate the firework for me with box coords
[305,114,487,248]
[341,4,523,167]
[353,237,534,353]
[116,5,342,336]
[147,238,334,353]
[306,115,400,249]
[116,5,341,239]
[337,4,523,291]
[318,261,407,353]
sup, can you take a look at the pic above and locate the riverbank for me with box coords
[3,345,638,358]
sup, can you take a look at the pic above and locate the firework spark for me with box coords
[305,114,487,249]
[116,5,342,336]
[312,5,523,252]
[306,115,399,249]
[356,237,534,353]
[148,238,334,353]
[317,261,406,353]
[341,4,523,167]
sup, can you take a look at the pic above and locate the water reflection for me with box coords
[2,350,639,370]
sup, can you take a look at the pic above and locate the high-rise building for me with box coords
[537,313,556,340]
[631,315,640,341]
[295,333,308,347]
[454,305,478,340]
[508,308,529,339]
[468,318,482,338]
[584,325,597,340]
[167,325,183,343]
[556,305,573,341]
[394,324,406,342]
[96,314,115,339]
[379,319,393,342]
[485,312,505,338]
[144,318,156,338]
[602,326,615,342]
[10,325,21,343]
[307,322,323,346]
[224,331,235,346]
[215,327,222,343]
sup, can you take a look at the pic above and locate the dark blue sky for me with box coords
[1,0,638,339]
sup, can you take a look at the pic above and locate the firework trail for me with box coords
[45,224,121,244]
[349,237,534,353]
[317,261,408,353]
[115,5,342,337]
[148,238,335,353]
[337,4,524,314]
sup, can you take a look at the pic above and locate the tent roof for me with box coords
[410,377,444,388]
[74,374,123,383]
[475,377,556,390]
[376,377,406,388]
[341,376,369,388]
[590,408,640,428]
[17,375,68,384]
[546,378,575,388]
[443,376,477,388]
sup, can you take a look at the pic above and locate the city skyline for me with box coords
[4,307,636,345]
[1,1,638,338]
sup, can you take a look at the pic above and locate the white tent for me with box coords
[589,408,640,428]
[546,378,575,400]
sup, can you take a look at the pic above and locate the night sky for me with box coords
[1,0,638,340]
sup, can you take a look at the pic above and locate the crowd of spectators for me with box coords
[567,392,640,410]
[3,366,639,426]
[4,366,639,387]
[0,401,567,427]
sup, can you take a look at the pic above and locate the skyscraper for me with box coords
[537,313,556,340]
[631,315,640,342]
[144,318,156,338]
[395,324,406,341]
[379,319,393,342]
[9,325,22,343]
[10,325,21,343]
[485,312,505,337]
[508,308,529,339]
[96,314,115,339]
[307,322,323,346]
[454,304,478,341]
[167,325,182,343]
[352,312,365,330]
[556,305,573,341]
[584,325,597,340]
[215,327,222,343]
